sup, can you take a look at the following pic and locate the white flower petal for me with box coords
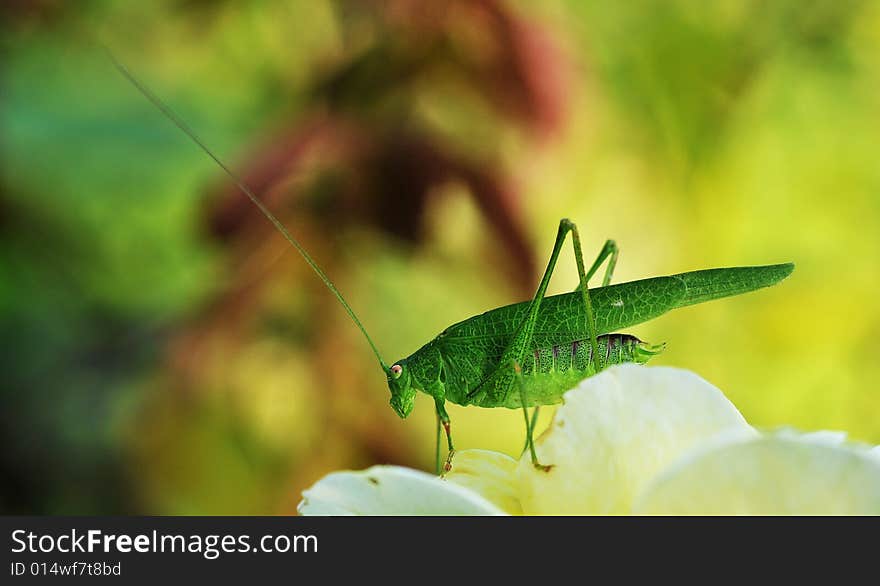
[773,427,850,447]
[445,450,523,515]
[297,465,507,516]
[635,433,880,515]
[517,364,755,515]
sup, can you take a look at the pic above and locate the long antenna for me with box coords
[109,52,389,370]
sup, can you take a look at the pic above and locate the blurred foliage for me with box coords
[1,0,878,514]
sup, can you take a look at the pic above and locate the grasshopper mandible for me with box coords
[113,57,793,474]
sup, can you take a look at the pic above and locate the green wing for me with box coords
[438,263,794,349]
[589,262,794,333]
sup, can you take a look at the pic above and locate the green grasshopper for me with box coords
[113,57,793,474]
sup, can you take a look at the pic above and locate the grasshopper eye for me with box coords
[390,364,403,378]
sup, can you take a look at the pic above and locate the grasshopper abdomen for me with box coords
[455,333,664,409]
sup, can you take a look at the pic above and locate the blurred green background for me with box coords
[2,0,878,514]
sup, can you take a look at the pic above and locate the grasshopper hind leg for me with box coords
[466,219,604,469]
[521,406,540,456]
[574,239,619,291]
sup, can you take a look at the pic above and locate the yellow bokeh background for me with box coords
[1,1,878,514]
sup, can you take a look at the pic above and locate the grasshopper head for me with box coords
[387,361,415,419]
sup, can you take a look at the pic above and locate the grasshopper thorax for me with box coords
[387,361,415,419]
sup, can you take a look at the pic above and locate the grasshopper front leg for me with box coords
[435,411,442,476]
[435,399,455,474]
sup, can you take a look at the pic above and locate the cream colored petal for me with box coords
[297,465,507,516]
[773,427,849,447]
[444,450,523,515]
[773,427,880,463]
[517,364,756,515]
[635,433,880,515]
